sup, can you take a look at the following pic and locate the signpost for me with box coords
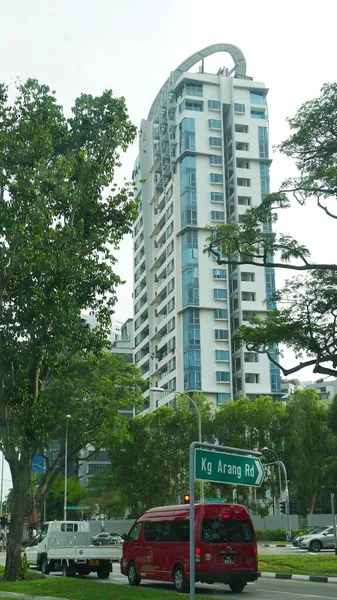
[67,505,90,510]
[195,449,264,487]
[189,442,264,600]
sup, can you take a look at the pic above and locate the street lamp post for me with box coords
[150,387,204,502]
[263,456,291,538]
[63,415,71,521]
[261,447,282,515]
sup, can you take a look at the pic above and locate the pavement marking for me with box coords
[256,589,337,599]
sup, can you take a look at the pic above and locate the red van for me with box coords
[121,502,258,593]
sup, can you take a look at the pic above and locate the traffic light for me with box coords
[0,515,8,527]
[280,501,286,514]
[183,493,190,504]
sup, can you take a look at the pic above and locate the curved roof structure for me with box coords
[148,43,246,120]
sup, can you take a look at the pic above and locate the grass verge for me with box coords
[259,553,337,577]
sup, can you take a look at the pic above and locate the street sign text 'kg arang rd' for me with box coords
[195,448,264,487]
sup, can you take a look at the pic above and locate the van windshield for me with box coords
[201,519,253,543]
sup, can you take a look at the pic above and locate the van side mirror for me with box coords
[121,533,127,540]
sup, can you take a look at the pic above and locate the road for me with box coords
[1,550,337,599]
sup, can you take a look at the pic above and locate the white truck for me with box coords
[35,521,122,578]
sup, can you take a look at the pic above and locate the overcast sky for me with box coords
[1,0,336,496]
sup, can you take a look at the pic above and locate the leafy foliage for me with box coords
[0,78,137,580]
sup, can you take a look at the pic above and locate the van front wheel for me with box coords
[127,561,141,586]
[229,582,246,593]
[173,565,188,593]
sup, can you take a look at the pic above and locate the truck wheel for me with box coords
[40,556,50,575]
[97,564,111,579]
[229,582,246,593]
[62,560,76,577]
[173,565,188,593]
[127,561,141,586]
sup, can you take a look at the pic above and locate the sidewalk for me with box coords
[0,593,68,600]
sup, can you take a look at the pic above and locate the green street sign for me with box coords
[204,498,227,503]
[67,505,91,510]
[195,449,264,488]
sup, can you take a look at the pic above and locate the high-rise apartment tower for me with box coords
[132,44,281,411]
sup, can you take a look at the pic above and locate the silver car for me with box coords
[300,526,335,552]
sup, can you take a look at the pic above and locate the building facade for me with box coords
[132,44,281,411]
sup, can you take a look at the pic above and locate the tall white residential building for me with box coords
[132,44,281,412]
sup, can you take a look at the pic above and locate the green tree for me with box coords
[27,352,145,529]
[41,475,88,522]
[86,469,126,518]
[285,390,330,514]
[0,78,137,580]
[205,83,337,378]
[111,395,212,516]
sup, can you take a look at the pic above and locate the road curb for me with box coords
[260,571,337,584]
[259,544,293,547]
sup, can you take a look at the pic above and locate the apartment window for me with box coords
[234,103,245,113]
[167,297,175,313]
[210,173,223,184]
[179,118,195,153]
[251,109,266,119]
[214,309,228,320]
[236,142,249,151]
[166,222,174,238]
[217,393,231,404]
[208,99,221,110]
[211,210,224,221]
[238,196,251,206]
[244,352,259,363]
[213,268,226,279]
[250,90,265,105]
[245,373,260,384]
[209,137,222,147]
[242,310,257,321]
[258,127,269,158]
[242,291,256,301]
[215,329,229,340]
[166,259,174,275]
[210,155,222,165]
[167,278,175,294]
[216,371,231,382]
[236,159,250,169]
[167,317,175,332]
[179,100,203,113]
[235,124,249,133]
[260,162,270,198]
[214,288,227,300]
[241,272,255,282]
[211,191,224,203]
[167,337,176,352]
[186,83,203,97]
[215,350,230,361]
[209,119,222,129]
[237,178,250,187]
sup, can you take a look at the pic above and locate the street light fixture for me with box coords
[149,387,204,502]
[64,415,71,521]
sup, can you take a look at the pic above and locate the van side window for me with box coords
[201,519,253,543]
[158,521,189,542]
[145,522,162,542]
[61,523,78,532]
[128,523,142,540]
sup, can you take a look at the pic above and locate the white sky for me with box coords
[1,0,337,494]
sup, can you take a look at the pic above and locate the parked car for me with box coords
[300,526,335,552]
[91,532,123,546]
[23,536,39,566]
[293,526,328,547]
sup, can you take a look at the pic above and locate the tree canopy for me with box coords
[205,82,337,377]
[0,78,138,580]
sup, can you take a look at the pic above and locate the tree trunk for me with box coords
[4,460,31,581]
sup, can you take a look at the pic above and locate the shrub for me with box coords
[255,529,302,541]
[19,555,29,580]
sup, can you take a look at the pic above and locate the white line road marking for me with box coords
[256,588,337,599]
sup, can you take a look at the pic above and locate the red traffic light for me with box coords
[183,493,190,504]
[0,515,8,527]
